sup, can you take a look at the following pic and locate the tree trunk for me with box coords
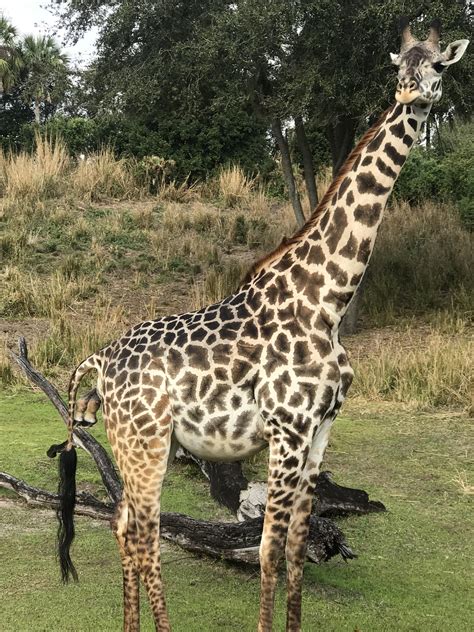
[340,272,367,335]
[327,116,357,176]
[33,99,40,125]
[294,115,318,212]
[271,118,306,227]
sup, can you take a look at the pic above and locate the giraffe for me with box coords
[50,18,468,632]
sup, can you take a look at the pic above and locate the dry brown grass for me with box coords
[452,471,474,495]
[365,200,474,321]
[191,259,249,309]
[218,164,256,207]
[351,318,473,410]
[28,303,126,381]
[0,266,92,318]
[158,178,200,203]
[0,134,69,209]
[72,149,138,202]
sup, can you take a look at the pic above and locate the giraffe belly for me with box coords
[172,403,267,462]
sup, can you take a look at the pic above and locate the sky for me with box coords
[1,0,97,66]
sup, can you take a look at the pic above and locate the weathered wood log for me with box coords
[9,337,122,504]
[0,473,355,565]
[0,471,114,520]
[177,449,248,514]
[314,471,385,517]
[178,450,386,519]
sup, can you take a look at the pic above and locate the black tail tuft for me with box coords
[57,447,78,583]
[47,441,68,459]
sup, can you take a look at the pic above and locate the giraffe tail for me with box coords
[47,353,102,583]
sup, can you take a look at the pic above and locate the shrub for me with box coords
[395,120,474,229]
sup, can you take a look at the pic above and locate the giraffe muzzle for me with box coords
[396,79,420,104]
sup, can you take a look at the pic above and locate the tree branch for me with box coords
[9,337,122,504]
[0,472,355,566]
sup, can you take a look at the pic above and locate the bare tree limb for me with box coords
[0,472,355,566]
[9,337,122,504]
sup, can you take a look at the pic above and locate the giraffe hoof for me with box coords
[74,418,97,428]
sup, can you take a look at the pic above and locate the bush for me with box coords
[395,120,474,229]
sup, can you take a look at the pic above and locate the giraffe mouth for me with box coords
[395,89,421,104]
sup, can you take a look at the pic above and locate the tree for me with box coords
[0,16,23,94]
[20,35,70,124]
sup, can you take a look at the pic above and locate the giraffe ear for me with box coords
[440,39,469,66]
[390,52,401,65]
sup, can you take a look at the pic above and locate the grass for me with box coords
[72,149,138,202]
[351,318,473,410]
[364,200,474,322]
[0,134,69,208]
[217,164,256,207]
[0,392,472,630]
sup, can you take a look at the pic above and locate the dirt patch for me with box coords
[0,498,55,536]
[0,318,51,351]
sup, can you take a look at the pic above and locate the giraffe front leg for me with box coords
[112,500,140,632]
[285,417,334,632]
[258,431,311,632]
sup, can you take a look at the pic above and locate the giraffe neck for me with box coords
[293,102,430,324]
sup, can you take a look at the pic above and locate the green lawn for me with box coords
[0,391,472,631]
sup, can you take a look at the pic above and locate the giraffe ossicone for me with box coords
[50,18,468,632]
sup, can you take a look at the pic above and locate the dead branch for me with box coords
[0,472,355,565]
[9,337,122,504]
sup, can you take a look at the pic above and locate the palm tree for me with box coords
[21,34,70,124]
[0,16,23,94]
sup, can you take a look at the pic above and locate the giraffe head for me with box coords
[390,17,469,105]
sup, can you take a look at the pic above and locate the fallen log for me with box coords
[178,451,386,520]
[0,472,355,565]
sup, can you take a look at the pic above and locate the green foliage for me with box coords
[395,121,474,228]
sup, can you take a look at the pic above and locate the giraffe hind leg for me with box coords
[107,399,173,631]
[112,500,140,632]
[258,430,312,632]
[285,417,335,632]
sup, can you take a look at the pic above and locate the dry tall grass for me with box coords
[351,319,472,410]
[1,134,69,208]
[0,266,92,318]
[72,149,138,202]
[364,200,474,321]
[32,303,125,375]
[191,260,249,309]
[218,164,256,207]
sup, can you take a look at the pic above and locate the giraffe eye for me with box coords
[433,61,445,73]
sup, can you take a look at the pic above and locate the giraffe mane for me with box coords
[241,105,394,285]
